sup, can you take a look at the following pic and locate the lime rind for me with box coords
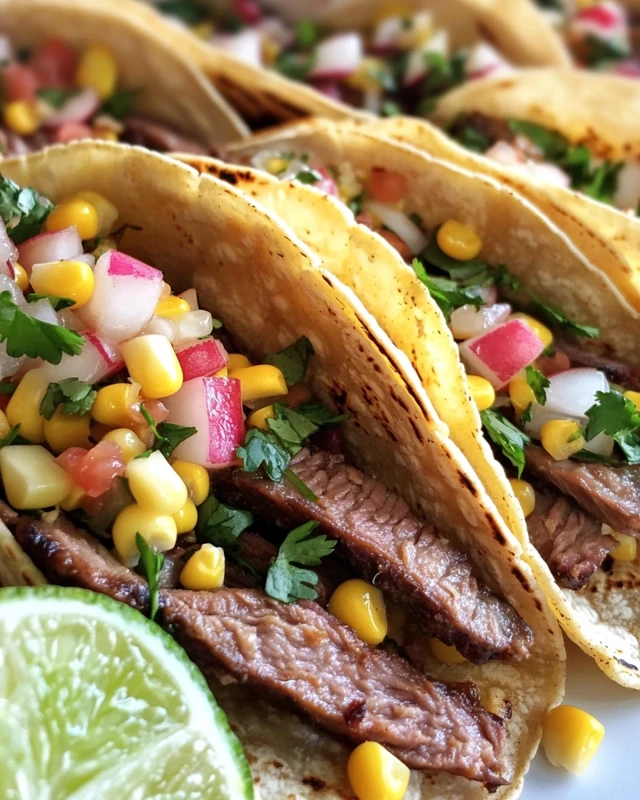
[0,585,254,800]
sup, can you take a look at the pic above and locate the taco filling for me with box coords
[252,150,640,592]
[0,170,544,790]
[0,35,209,156]
[156,0,513,115]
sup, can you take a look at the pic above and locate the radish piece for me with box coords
[18,227,83,274]
[212,29,263,67]
[40,330,123,383]
[174,337,228,382]
[163,376,245,468]
[41,88,99,127]
[465,43,513,81]
[450,303,511,340]
[572,2,627,39]
[309,33,363,80]
[0,220,18,271]
[404,31,449,86]
[179,288,199,311]
[52,122,93,145]
[460,318,545,388]
[77,250,163,342]
[362,200,428,255]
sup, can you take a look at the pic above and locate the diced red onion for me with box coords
[450,302,511,340]
[309,33,363,80]
[41,88,100,127]
[211,29,264,67]
[174,337,228,381]
[572,2,627,37]
[18,228,83,275]
[362,200,428,255]
[40,330,123,383]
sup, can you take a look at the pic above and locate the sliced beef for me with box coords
[121,117,209,154]
[162,588,507,787]
[526,489,615,589]
[213,448,533,664]
[13,517,150,613]
[555,334,640,389]
[526,444,640,536]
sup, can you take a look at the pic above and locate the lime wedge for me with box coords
[0,586,254,800]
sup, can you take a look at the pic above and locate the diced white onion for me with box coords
[211,29,264,67]
[309,32,363,80]
[465,43,514,80]
[41,88,100,127]
[363,200,428,255]
[172,310,215,343]
[26,298,59,326]
[143,315,176,342]
[613,161,640,211]
[73,253,96,268]
[257,16,295,48]
[0,220,18,270]
[0,341,23,380]
[0,35,13,63]
[18,228,83,274]
[57,308,83,331]
[450,302,511,340]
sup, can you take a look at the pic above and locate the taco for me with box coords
[223,119,640,689]
[0,140,564,798]
[0,0,247,158]
[139,0,568,126]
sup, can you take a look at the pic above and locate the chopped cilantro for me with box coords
[582,160,624,205]
[481,409,530,477]
[196,494,253,550]
[265,521,336,604]
[157,0,210,24]
[525,365,549,405]
[0,177,53,243]
[585,390,640,463]
[40,379,96,420]
[36,87,74,109]
[265,336,314,386]
[348,193,364,216]
[297,401,349,426]
[0,382,15,395]
[274,51,316,80]
[136,533,164,622]
[507,119,569,160]
[267,403,318,455]
[295,169,321,185]
[0,292,83,363]
[0,424,29,448]
[295,20,319,49]
[101,88,138,120]
[411,258,482,320]
[26,294,76,311]
[584,34,629,68]
[527,297,599,339]
[381,100,402,117]
[140,404,197,458]
[419,51,465,101]
[237,428,291,482]
[455,125,491,153]
[519,403,533,425]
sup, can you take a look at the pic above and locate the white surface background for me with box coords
[522,641,640,798]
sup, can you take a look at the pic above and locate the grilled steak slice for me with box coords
[555,335,640,389]
[526,490,615,589]
[122,117,209,154]
[213,448,533,663]
[526,445,640,536]
[162,588,507,787]
[13,517,150,613]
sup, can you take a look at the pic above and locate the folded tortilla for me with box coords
[222,119,640,689]
[0,0,248,147]
[0,140,564,799]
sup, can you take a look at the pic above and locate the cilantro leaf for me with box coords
[0,382,15,395]
[0,424,29,448]
[295,19,319,48]
[455,124,490,153]
[265,336,315,386]
[525,365,550,405]
[40,378,96,420]
[381,100,402,117]
[0,177,53,243]
[585,390,640,463]
[139,405,197,458]
[37,87,74,109]
[136,533,164,622]
[267,403,318,455]
[157,0,210,24]
[527,297,599,339]
[236,429,290,482]
[348,194,364,215]
[581,160,624,206]
[481,409,530,477]
[265,521,336,604]
[411,259,482,320]
[507,119,569,160]
[0,292,84,363]
[274,51,316,80]
[297,401,349,426]
[26,294,76,311]
[101,88,138,120]
[295,170,321,185]
[196,494,253,550]
[583,34,629,68]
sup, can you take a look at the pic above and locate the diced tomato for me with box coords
[2,64,39,102]
[52,122,93,144]
[355,212,375,229]
[536,350,571,377]
[30,38,78,88]
[56,441,126,498]
[365,168,407,204]
[378,229,413,261]
[234,0,263,25]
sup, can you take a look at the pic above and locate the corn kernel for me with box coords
[0,445,73,509]
[213,368,228,378]
[173,498,198,534]
[347,741,410,800]
[248,405,275,430]
[233,364,287,404]
[540,419,584,461]
[13,263,29,292]
[112,503,177,567]
[436,220,482,261]
[180,544,225,590]
[328,579,388,646]
[76,43,118,101]
[121,335,183,399]
[154,296,191,319]
[43,407,92,454]
[467,374,495,411]
[91,382,140,428]
[30,260,95,309]
[611,532,637,562]
[192,20,215,39]
[509,478,536,518]
[4,101,39,136]
[60,483,86,511]
[227,353,252,374]
[511,313,554,350]
[171,459,210,506]
[171,460,209,506]
[347,57,389,93]
[6,370,49,444]
[70,191,118,236]
[0,410,10,440]
[102,428,146,462]
[92,127,119,142]
[265,157,289,176]
[45,200,99,241]
[624,390,640,411]
[429,637,466,665]
[126,450,188,515]
[262,35,281,66]
[542,705,604,775]
[508,372,536,416]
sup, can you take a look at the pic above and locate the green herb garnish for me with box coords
[26,294,76,311]
[196,494,253,550]
[0,177,53,243]
[528,298,599,339]
[40,379,96,420]
[481,409,531,477]
[0,292,83,363]
[101,88,138,120]
[265,521,336,604]
[36,87,74,109]
[265,336,315,386]
[140,405,197,458]
[136,533,164,622]
[525,365,550,405]
[585,390,640,463]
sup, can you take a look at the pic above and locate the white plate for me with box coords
[523,641,640,798]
